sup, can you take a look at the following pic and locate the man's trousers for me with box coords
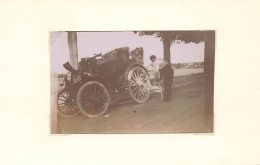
[159,64,174,101]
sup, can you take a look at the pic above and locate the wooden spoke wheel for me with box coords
[76,81,110,117]
[127,65,151,103]
[57,87,80,117]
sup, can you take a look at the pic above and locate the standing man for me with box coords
[150,55,174,102]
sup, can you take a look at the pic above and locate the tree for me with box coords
[203,31,215,132]
[68,32,79,82]
[175,63,182,69]
[134,31,205,63]
[68,32,79,70]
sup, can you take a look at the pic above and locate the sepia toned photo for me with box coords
[50,31,215,134]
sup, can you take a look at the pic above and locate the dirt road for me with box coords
[57,74,209,134]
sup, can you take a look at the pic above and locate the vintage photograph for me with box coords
[50,31,215,134]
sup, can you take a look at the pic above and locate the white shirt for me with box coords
[151,59,169,71]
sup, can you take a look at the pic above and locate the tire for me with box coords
[57,87,80,117]
[127,65,151,103]
[76,81,110,117]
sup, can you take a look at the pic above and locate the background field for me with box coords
[149,67,203,79]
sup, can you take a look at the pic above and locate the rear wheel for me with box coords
[127,65,151,103]
[76,81,110,117]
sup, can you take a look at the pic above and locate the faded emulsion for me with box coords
[50,31,214,134]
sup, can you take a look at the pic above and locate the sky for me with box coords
[50,31,205,73]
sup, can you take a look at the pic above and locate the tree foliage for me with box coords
[175,63,182,69]
[134,31,206,63]
[134,31,205,45]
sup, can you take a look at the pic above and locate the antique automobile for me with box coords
[57,47,151,117]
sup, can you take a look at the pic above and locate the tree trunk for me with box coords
[68,32,78,70]
[204,31,215,133]
[163,41,171,63]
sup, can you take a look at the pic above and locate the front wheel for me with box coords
[76,81,110,117]
[57,87,80,117]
